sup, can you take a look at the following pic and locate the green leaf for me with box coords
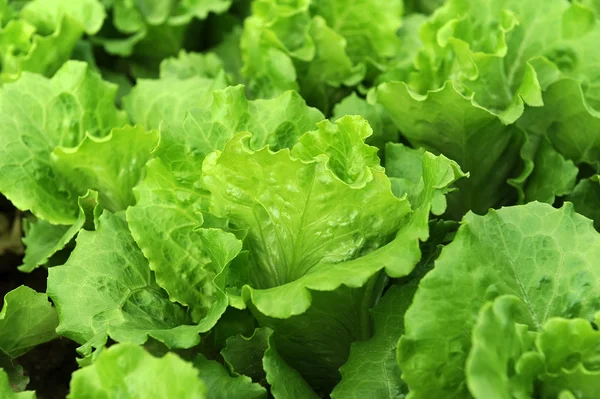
[403,0,600,120]
[568,176,600,230]
[467,294,600,399]
[160,51,226,79]
[0,369,35,399]
[0,286,58,359]
[194,354,267,399]
[126,86,322,321]
[466,295,541,399]
[47,211,205,356]
[20,0,105,34]
[0,17,81,82]
[330,285,411,399]
[523,78,600,169]
[123,73,229,129]
[372,81,521,217]
[0,0,105,82]
[398,202,600,399]
[332,93,399,158]
[68,343,207,399]
[508,134,578,204]
[222,328,319,399]
[51,125,159,212]
[202,117,410,318]
[20,191,100,273]
[0,61,127,224]
[310,0,403,64]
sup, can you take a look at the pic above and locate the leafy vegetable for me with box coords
[2,1,600,398]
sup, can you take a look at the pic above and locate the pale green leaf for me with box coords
[0,286,58,359]
[68,343,206,399]
[123,74,229,129]
[127,86,322,321]
[203,119,409,318]
[51,125,159,212]
[0,61,127,224]
[372,81,521,217]
[47,211,205,356]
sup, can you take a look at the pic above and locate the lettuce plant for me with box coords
[2,0,600,398]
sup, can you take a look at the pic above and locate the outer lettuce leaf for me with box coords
[0,286,58,359]
[372,81,519,217]
[20,191,100,273]
[0,369,35,399]
[47,211,206,356]
[0,61,127,224]
[51,125,159,212]
[222,328,319,399]
[124,73,229,129]
[68,343,206,399]
[127,86,323,321]
[329,285,410,399]
[568,176,600,229]
[0,286,58,391]
[194,354,267,399]
[398,202,600,399]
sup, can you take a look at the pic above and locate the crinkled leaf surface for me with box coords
[47,211,204,356]
[127,86,322,321]
[373,81,521,217]
[310,0,402,64]
[203,117,409,318]
[51,125,159,212]
[124,73,229,129]
[332,93,398,157]
[0,61,127,224]
[399,202,600,399]
[68,343,206,399]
